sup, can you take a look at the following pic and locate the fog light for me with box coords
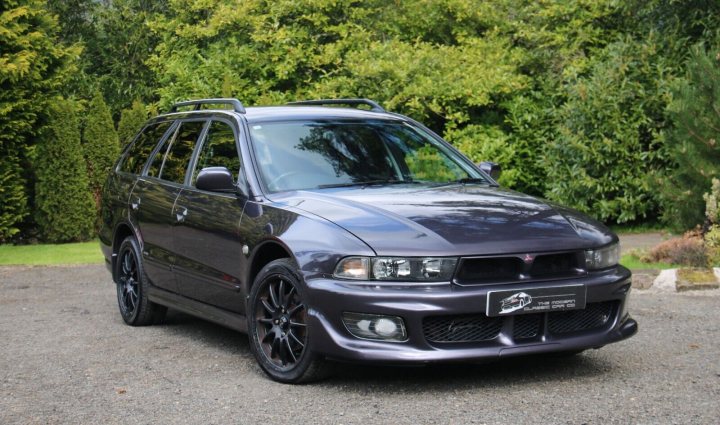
[342,312,407,342]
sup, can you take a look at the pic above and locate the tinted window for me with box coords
[156,121,206,184]
[248,120,480,192]
[118,121,172,174]
[191,121,241,185]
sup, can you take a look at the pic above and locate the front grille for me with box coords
[422,314,503,343]
[530,253,582,278]
[548,301,615,334]
[455,257,524,283]
[455,252,584,285]
[422,301,618,345]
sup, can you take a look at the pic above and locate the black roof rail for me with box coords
[169,98,246,114]
[287,98,386,113]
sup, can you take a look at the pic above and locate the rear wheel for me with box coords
[248,258,327,383]
[115,236,166,326]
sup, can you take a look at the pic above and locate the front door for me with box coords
[173,119,248,313]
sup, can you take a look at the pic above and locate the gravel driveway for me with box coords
[1,265,718,424]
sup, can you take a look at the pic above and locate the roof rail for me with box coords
[287,98,386,113]
[169,98,246,114]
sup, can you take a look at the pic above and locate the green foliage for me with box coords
[445,125,519,187]
[47,0,166,114]
[82,91,120,206]
[544,39,671,223]
[661,44,720,229]
[35,99,96,243]
[705,225,720,266]
[117,100,148,145]
[704,178,720,225]
[2,0,720,238]
[0,0,80,241]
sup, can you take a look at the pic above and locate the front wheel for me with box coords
[248,258,327,383]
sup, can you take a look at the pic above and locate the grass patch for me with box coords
[620,254,676,270]
[0,241,103,265]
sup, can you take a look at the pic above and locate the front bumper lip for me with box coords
[303,268,636,363]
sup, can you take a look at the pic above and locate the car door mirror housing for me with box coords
[196,167,237,193]
[478,161,501,180]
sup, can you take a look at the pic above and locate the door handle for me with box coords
[131,197,141,211]
[175,206,188,223]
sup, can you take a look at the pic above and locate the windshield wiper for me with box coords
[317,179,422,189]
[432,177,496,187]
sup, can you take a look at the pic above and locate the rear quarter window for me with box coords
[118,121,173,175]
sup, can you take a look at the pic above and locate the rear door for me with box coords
[131,119,208,292]
[173,119,248,312]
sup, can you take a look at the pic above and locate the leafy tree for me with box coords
[661,44,720,229]
[117,99,148,145]
[35,99,96,242]
[0,0,79,241]
[82,91,120,206]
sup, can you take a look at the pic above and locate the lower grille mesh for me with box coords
[513,314,542,340]
[422,301,617,344]
[422,314,503,343]
[548,301,615,334]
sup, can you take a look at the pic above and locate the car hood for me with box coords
[268,184,615,256]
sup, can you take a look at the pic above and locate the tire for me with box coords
[115,236,167,326]
[248,258,327,383]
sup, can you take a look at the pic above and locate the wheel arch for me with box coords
[111,222,139,283]
[246,239,295,295]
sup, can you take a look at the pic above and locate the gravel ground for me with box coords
[618,232,667,255]
[1,265,719,425]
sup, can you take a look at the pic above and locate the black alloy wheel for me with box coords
[115,236,166,326]
[117,248,139,317]
[249,259,327,383]
[256,277,307,367]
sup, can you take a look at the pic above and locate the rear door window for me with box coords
[149,120,207,185]
[118,121,172,175]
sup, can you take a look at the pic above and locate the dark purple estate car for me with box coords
[99,98,637,383]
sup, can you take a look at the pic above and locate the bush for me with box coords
[543,39,670,223]
[445,124,520,188]
[705,225,720,267]
[703,178,720,225]
[82,91,120,206]
[643,230,708,267]
[34,99,96,242]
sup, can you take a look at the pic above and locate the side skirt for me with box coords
[147,285,248,333]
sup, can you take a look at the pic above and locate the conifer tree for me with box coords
[117,100,148,146]
[82,91,120,205]
[0,0,79,241]
[35,99,96,242]
[661,44,720,229]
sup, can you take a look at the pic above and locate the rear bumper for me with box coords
[304,267,636,363]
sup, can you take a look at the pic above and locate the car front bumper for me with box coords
[303,267,637,363]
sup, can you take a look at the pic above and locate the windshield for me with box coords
[248,119,486,192]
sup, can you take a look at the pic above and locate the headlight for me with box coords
[585,243,620,270]
[333,257,458,282]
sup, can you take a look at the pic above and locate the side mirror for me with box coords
[478,161,501,180]
[196,167,236,193]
